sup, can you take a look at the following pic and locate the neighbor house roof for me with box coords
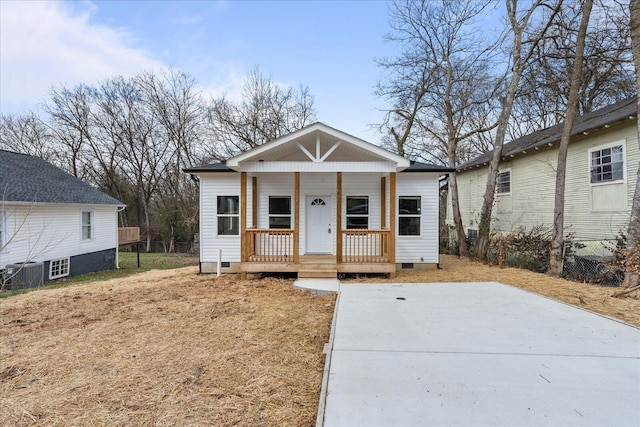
[0,150,124,205]
[459,97,638,170]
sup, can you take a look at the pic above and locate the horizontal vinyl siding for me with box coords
[199,173,246,263]
[1,205,117,268]
[396,174,440,263]
[453,121,638,241]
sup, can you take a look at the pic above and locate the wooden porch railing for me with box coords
[245,229,295,262]
[341,229,391,263]
[118,227,140,244]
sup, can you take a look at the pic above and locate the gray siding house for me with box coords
[0,150,125,282]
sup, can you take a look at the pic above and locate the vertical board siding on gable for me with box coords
[396,173,440,263]
[1,205,118,267]
[199,173,248,263]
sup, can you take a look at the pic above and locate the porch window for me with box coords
[269,196,291,229]
[217,196,239,235]
[346,196,369,229]
[399,196,421,236]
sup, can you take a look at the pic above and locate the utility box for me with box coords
[4,262,45,290]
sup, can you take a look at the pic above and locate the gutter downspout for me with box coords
[116,206,126,269]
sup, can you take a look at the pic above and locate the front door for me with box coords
[306,196,332,253]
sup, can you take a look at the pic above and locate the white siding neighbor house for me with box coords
[185,122,453,278]
[449,97,638,248]
[0,150,125,285]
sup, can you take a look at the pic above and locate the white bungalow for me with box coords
[185,123,453,279]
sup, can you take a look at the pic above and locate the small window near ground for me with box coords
[81,211,93,240]
[346,196,369,229]
[497,171,511,194]
[590,144,623,183]
[269,196,291,229]
[50,258,70,279]
[217,196,239,235]
[399,196,421,236]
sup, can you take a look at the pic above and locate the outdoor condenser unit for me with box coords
[4,262,45,290]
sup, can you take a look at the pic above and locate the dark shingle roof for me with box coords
[459,97,637,169]
[0,150,124,205]
[183,160,234,173]
[184,160,453,174]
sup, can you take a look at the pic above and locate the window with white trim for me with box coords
[81,211,93,240]
[269,196,291,229]
[590,144,624,183]
[346,196,369,229]
[399,196,421,236]
[50,258,70,279]
[217,196,239,235]
[497,171,511,194]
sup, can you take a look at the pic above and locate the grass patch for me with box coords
[1,252,198,298]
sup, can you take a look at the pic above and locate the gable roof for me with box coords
[225,122,411,171]
[185,123,452,174]
[0,150,124,206]
[459,97,637,169]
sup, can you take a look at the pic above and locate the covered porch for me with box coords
[239,171,398,279]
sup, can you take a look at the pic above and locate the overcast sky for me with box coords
[0,0,399,141]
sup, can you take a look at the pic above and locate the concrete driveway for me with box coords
[318,282,640,427]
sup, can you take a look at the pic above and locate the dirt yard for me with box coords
[1,255,638,426]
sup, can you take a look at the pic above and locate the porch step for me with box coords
[298,269,338,279]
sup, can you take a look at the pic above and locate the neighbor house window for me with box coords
[346,196,369,229]
[217,196,239,235]
[497,171,511,194]
[399,196,421,236]
[50,258,70,280]
[81,211,93,240]
[269,196,291,229]
[590,144,624,183]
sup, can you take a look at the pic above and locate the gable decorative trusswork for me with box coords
[224,122,411,173]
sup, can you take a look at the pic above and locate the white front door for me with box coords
[306,196,332,253]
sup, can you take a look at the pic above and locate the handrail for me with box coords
[245,229,294,262]
[341,229,390,263]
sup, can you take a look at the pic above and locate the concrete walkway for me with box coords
[318,282,640,427]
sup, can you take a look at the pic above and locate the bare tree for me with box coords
[548,0,593,276]
[377,0,501,256]
[205,68,316,159]
[616,0,640,293]
[0,113,55,162]
[476,0,563,262]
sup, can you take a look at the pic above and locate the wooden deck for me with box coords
[241,254,395,278]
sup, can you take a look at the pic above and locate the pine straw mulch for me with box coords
[346,254,640,328]
[0,268,335,427]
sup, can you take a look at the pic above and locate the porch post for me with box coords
[294,172,300,264]
[389,172,396,278]
[252,176,257,227]
[381,176,386,229]
[240,172,247,280]
[336,172,342,264]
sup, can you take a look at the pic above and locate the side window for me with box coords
[346,196,369,229]
[399,196,421,236]
[497,171,511,195]
[217,196,239,235]
[81,211,93,240]
[590,144,624,183]
[269,196,291,229]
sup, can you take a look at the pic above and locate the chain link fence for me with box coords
[440,227,625,287]
[562,239,623,287]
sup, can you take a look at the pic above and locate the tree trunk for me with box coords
[548,0,593,276]
[449,171,470,257]
[623,0,640,290]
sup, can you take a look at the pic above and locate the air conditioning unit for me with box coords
[4,262,45,290]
